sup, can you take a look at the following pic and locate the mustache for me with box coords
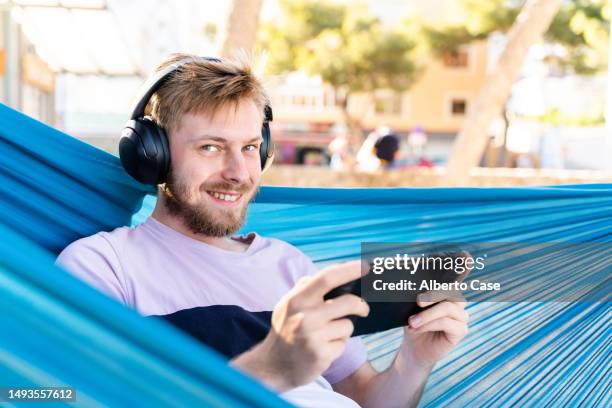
[201,181,253,194]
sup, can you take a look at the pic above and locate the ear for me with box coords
[262,150,275,174]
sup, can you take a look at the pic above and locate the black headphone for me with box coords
[119,56,274,185]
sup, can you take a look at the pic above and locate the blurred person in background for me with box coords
[407,125,428,158]
[374,133,434,170]
[374,133,401,169]
[539,125,565,169]
[356,125,392,171]
[328,133,351,171]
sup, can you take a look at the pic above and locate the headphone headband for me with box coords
[130,56,272,122]
[130,56,221,120]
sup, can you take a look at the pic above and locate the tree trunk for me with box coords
[336,90,366,166]
[220,0,263,58]
[340,103,362,149]
[446,0,562,177]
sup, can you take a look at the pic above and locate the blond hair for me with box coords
[146,53,269,133]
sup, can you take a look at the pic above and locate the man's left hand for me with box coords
[400,292,469,368]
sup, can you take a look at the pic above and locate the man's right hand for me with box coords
[231,261,370,392]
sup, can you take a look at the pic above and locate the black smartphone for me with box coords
[323,250,471,336]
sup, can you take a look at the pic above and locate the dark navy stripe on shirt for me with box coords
[152,305,273,359]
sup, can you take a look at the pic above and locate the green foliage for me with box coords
[203,22,217,42]
[522,108,605,126]
[423,26,487,58]
[418,0,518,58]
[546,0,610,74]
[421,0,611,74]
[258,0,419,97]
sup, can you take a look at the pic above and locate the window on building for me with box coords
[450,98,467,115]
[291,95,305,106]
[374,92,402,114]
[442,50,469,68]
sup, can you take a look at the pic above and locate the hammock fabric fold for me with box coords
[1,103,610,407]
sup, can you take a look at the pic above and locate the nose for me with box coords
[221,150,250,184]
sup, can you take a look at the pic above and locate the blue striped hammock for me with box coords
[0,103,610,407]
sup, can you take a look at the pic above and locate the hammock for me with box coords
[1,102,610,407]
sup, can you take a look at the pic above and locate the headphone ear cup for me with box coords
[119,118,170,185]
[151,120,171,182]
[260,121,274,172]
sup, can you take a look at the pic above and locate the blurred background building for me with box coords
[1,2,56,123]
[1,0,611,177]
[267,40,488,165]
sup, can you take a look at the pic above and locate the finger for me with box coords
[316,318,355,341]
[426,296,469,310]
[299,261,364,300]
[294,276,313,289]
[408,317,468,343]
[452,299,468,309]
[310,294,370,322]
[417,289,466,307]
[409,301,469,329]
[325,338,349,361]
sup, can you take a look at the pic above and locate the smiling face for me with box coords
[161,98,263,237]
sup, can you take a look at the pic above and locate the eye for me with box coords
[244,144,259,152]
[200,144,220,152]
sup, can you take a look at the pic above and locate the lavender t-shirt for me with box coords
[55,217,366,407]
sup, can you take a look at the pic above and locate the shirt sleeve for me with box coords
[55,233,129,305]
[298,253,369,384]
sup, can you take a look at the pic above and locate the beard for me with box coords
[162,168,257,237]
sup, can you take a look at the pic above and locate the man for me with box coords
[56,54,469,407]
